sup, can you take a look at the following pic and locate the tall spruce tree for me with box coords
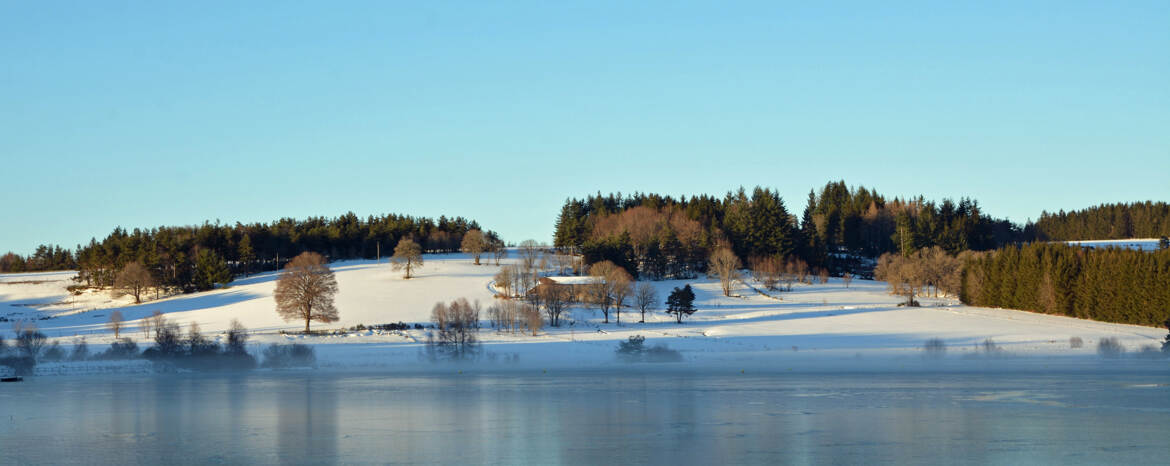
[193,249,232,291]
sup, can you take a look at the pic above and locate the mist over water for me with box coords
[2,367,1168,465]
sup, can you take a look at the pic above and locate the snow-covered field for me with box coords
[2,253,1167,375]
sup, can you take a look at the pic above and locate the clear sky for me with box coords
[2,1,1168,254]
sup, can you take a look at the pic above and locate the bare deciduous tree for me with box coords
[842,272,853,288]
[539,282,571,327]
[114,261,154,304]
[817,268,830,284]
[107,310,124,338]
[874,253,924,306]
[460,230,488,265]
[490,239,507,266]
[708,247,742,297]
[148,310,166,340]
[587,261,631,323]
[391,238,424,279]
[634,282,657,323]
[523,303,542,336]
[611,274,632,324]
[518,240,541,271]
[494,265,516,297]
[274,252,340,333]
[140,315,153,339]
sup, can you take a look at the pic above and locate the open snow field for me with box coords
[2,253,1166,373]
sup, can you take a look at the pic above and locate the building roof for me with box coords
[543,276,595,285]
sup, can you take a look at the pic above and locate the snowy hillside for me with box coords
[3,253,1166,371]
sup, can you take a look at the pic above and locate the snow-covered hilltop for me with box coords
[2,253,1165,373]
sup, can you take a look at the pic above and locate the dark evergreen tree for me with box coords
[193,249,232,291]
[238,234,255,277]
[665,284,697,324]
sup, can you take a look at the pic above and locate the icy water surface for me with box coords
[1,368,1168,464]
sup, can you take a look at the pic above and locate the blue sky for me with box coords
[2,1,1167,253]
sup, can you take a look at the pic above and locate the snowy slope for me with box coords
[3,253,1166,371]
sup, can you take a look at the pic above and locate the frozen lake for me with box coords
[2,368,1168,464]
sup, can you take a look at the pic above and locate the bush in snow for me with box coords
[98,338,141,360]
[1069,336,1084,349]
[41,342,65,362]
[70,338,90,361]
[616,335,646,358]
[262,344,316,368]
[1096,337,1125,358]
[615,335,683,363]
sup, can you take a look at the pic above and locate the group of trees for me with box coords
[459,229,505,266]
[961,243,1170,327]
[555,188,800,280]
[430,298,482,356]
[0,316,261,375]
[1032,202,1170,241]
[553,181,1021,281]
[803,181,1019,260]
[486,300,543,335]
[873,247,968,306]
[1,211,490,303]
[747,255,815,292]
[0,245,76,273]
[141,318,257,370]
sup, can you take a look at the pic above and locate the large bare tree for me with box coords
[275,252,340,333]
[391,238,424,279]
[634,282,657,323]
[708,247,742,297]
[114,261,154,304]
[460,229,488,265]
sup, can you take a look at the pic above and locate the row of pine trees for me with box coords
[1032,202,1170,241]
[962,243,1170,327]
[4,212,488,294]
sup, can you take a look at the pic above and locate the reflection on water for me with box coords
[278,378,338,464]
[1,370,1168,465]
